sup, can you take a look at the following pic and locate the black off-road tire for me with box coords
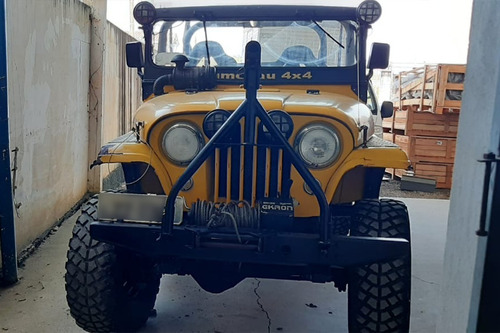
[65,196,161,332]
[348,199,411,333]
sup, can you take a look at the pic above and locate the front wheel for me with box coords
[65,197,161,332]
[347,199,411,332]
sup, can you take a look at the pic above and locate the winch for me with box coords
[188,198,295,231]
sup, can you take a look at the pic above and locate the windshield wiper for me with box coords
[312,20,344,49]
[202,20,211,66]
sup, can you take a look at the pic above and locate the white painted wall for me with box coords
[438,1,500,331]
[6,0,91,251]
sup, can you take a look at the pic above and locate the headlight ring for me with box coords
[294,123,341,169]
[162,122,204,166]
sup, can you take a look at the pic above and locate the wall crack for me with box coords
[253,278,272,333]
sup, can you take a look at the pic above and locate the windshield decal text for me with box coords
[217,72,314,81]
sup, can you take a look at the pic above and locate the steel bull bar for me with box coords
[90,41,409,266]
[163,41,331,244]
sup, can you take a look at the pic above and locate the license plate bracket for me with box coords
[97,192,183,224]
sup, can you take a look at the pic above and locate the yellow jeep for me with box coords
[65,1,411,332]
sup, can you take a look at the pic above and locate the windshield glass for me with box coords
[152,20,358,68]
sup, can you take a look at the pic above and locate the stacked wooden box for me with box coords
[383,64,466,189]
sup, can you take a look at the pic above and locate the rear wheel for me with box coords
[347,199,411,332]
[65,196,161,332]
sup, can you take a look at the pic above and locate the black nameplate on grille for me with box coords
[259,199,294,230]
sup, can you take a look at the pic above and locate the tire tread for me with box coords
[348,199,411,333]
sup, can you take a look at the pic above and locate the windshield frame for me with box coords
[151,19,358,69]
[139,5,371,100]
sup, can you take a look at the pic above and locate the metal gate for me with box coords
[0,0,18,285]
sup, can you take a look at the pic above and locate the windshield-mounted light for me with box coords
[357,0,382,24]
[133,1,156,26]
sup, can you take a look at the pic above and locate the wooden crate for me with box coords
[393,64,466,114]
[383,109,460,138]
[395,162,453,189]
[383,132,394,143]
[435,65,466,114]
[395,135,456,164]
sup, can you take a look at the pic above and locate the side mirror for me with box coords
[380,101,393,118]
[126,42,144,68]
[368,43,390,70]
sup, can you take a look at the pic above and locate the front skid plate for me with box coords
[90,222,409,268]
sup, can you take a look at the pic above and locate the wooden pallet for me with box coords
[395,135,456,164]
[393,64,466,114]
[383,109,460,138]
[394,162,453,189]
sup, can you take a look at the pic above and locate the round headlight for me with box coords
[133,1,156,26]
[162,123,204,165]
[294,124,341,168]
[357,0,382,24]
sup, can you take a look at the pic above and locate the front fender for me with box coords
[325,146,410,201]
[96,134,173,189]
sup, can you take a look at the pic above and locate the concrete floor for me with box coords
[0,198,449,333]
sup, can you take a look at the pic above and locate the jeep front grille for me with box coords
[211,122,292,205]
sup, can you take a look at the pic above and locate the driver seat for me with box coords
[188,41,237,66]
[277,45,318,66]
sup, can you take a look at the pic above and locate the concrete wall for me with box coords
[438,1,500,331]
[102,22,141,148]
[6,0,91,251]
[5,0,141,253]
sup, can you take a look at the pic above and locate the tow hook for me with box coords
[319,241,331,256]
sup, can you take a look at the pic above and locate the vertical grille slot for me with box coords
[268,147,280,198]
[230,146,241,200]
[255,144,267,199]
[218,148,228,198]
[281,152,292,197]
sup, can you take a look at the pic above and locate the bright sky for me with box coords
[107,0,473,66]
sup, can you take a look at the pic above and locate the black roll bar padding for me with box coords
[162,41,331,245]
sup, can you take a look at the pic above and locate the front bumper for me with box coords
[90,221,409,268]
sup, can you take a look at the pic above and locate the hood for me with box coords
[135,88,374,140]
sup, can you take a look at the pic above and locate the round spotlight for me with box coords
[261,110,294,139]
[357,0,382,24]
[203,109,231,139]
[133,1,156,26]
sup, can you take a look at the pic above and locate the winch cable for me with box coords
[191,200,260,243]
